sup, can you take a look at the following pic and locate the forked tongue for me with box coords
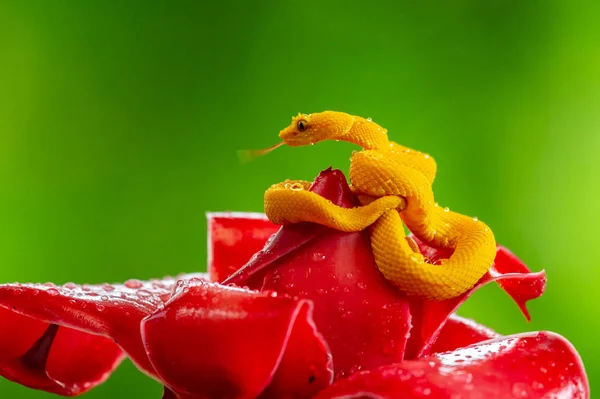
[237,141,285,164]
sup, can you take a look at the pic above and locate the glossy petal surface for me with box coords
[0,307,124,396]
[0,274,208,386]
[142,279,332,398]
[316,332,589,399]
[207,212,280,282]
[430,314,499,354]
[226,169,412,380]
[406,239,547,358]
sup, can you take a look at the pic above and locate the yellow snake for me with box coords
[263,111,496,300]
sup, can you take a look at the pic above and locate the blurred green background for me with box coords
[1,1,598,397]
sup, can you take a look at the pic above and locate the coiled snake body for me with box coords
[264,111,496,300]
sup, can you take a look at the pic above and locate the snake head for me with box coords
[279,111,355,147]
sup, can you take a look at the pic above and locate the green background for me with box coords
[1,1,598,397]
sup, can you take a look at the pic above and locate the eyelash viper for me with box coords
[262,111,496,300]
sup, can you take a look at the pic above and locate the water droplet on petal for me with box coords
[473,216,478,221]
[125,279,143,289]
[136,289,152,299]
[102,284,115,291]
[367,117,372,122]
[532,381,544,390]
[96,304,105,312]
[47,288,59,296]
[101,295,109,301]
[159,293,171,303]
[444,207,450,212]
[453,370,473,383]
[312,252,326,262]
[511,382,533,397]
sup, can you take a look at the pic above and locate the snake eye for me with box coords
[297,120,308,132]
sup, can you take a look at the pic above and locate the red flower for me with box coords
[0,169,589,398]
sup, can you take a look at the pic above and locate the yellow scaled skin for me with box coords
[265,111,497,300]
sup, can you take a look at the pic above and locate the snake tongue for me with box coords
[237,142,284,164]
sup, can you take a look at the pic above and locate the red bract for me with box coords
[0,169,589,398]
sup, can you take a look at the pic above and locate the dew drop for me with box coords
[96,304,105,312]
[159,293,171,303]
[101,295,109,301]
[412,386,431,396]
[444,207,450,212]
[473,216,478,222]
[410,253,422,263]
[125,279,143,289]
[312,252,326,262]
[136,289,152,299]
[532,381,544,390]
[47,288,59,296]
[453,370,473,383]
[511,382,532,397]
[367,117,372,122]
[103,284,116,292]
[63,283,77,290]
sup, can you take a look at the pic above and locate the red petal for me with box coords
[226,169,412,380]
[141,279,332,398]
[492,246,547,320]
[207,212,280,282]
[316,331,589,399]
[0,274,207,391]
[0,307,124,396]
[406,240,547,359]
[429,314,499,354]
